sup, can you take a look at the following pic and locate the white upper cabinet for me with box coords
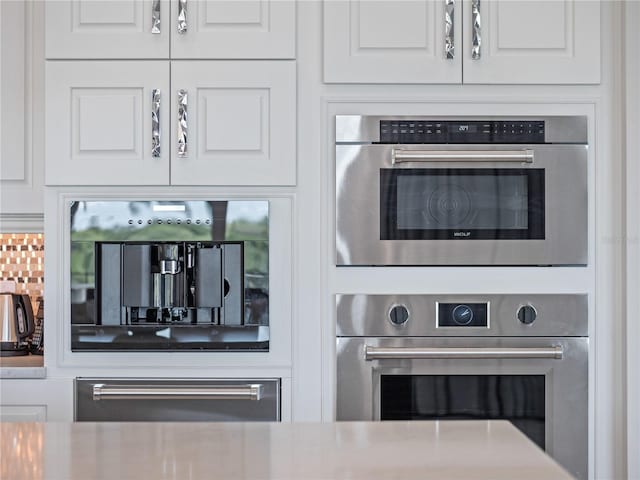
[170,0,295,59]
[324,0,462,83]
[45,0,295,60]
[46,61,171,185]
[46,0,170,59]
[324,0,600,84]
[45,60,296,186]
[170,61,296,185]
[462,0,600,84]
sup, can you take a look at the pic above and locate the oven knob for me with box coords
[389,305,410,326]
[452,304,473,325]
[517,305,537,325]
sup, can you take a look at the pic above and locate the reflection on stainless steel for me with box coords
[177,0,187,34]
[70,200,269,351]
[445,0,455,59]
[177,89,188,157]
[151,0,161,34]
[336,294,588,479]
[471,0,481,59]
[151,89,161,157]
[335,115,588,266]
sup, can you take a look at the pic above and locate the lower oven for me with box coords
[336,294,588,479]
[75,378,280,422]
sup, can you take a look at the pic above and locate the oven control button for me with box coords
[517,305,537,325]
[389,305,410,326]
[452,304,474,325]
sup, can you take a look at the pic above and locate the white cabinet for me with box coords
[0,1,44,221]
[46,0,295,60]
[0,405,47,422]
[46,61,296,186]
[324,0,600,84]
[46,62,171,185]
[171,61,296,185]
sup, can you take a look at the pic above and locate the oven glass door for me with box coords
[380,374,545,449]
[380,168,545,240]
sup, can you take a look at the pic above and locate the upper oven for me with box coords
[336,116,588,266]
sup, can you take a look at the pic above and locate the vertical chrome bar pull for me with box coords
[471,0,481,59]
[177,89,188,158]
[151,0,161,34]
[445,0,455,59]
[178,0,187,34]
[151,89,161,158]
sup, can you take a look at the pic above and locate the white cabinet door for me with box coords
[462,0,600,84]
[46,0,170,59]
[323,0,462,84]
[170,0,295,59]
[0,1,26,187]
[170,61,296,185]
[46,62,170,185]
[0,405,47,422]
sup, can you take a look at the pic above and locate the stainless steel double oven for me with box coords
[334,116,590,478]
[336,115,588,266]
[336,294,588,479]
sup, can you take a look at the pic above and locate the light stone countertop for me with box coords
[0,355,45,378]
[0,420,573,480]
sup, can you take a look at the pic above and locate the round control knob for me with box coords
[389,305,410,326]
[452,304,474,325]
[517,305,537,325]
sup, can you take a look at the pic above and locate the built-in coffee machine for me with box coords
[70,200,269,351]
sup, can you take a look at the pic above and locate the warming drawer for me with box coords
[75,378,280,422]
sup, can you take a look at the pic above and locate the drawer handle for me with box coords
[364,346,564,361]
[92,384,263,401]
[151,0,161,34]
[445,0,455,59]
[391,149,534,164]
[151,88,161,158]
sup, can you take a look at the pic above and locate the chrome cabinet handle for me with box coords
[93,384,263,401]
[365,346,563,361]
[151,89,161,158]
[471,0,481,59]
[445,0,455,59]
[151,0,161,34]
[177,89,187,157]
[178,0,187,34]
[392,149,534,164]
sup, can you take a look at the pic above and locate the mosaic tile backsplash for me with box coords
[0,233,44,310]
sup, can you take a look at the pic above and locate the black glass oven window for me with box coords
[380,169,545,240]
[380,375,545,449]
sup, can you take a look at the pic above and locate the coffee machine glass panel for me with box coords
[70,201,269,351]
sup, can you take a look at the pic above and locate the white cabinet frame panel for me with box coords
[46,0,170,59]
[323,0,462,84]
[46,61,170,185]
[170,0,295,59]
[170,61,296,185]
[462,0,600,84]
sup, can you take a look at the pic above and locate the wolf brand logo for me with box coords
[458,125,469,132]
[453,231,471,237]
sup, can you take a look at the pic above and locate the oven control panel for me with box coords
[437,303,489,328]
[379,120,545,144]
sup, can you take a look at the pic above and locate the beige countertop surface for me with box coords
[0,420,573,480]
[0,355,45,379]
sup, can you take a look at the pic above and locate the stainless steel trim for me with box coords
[92,384,263,401]
[151,0,161,34]
[472,0,481,59]
[151,89,161,158]
[391,148,534,164]
[445,0,455,59]
[364,345,563,360]
[177,89,187,157]
[178,0,187,34]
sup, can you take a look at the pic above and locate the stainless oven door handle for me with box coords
[391,149,534,164]
[364,346,563,360]
[92,384,263,401]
